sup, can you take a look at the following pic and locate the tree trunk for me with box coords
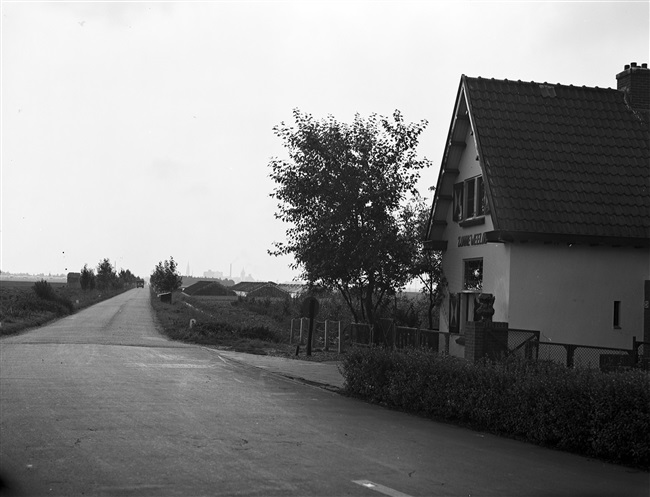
[338,284,359,323]
[364,280,375,325]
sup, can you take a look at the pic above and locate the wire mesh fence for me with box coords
[633,339,650,370]
[346,321,451,355]
[537,342,568,365]
[504,329,540,360]
[537,340,645,371]
[349,322,373,347]
[299,315,650,373]
[394,326,450,354]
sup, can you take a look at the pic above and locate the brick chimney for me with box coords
[616,62,650,111]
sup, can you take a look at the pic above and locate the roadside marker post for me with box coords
[301,297,320,356]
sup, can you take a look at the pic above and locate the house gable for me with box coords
[426,82,494,249]
[428,73,650,248]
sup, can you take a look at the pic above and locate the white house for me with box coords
[425,63,649,355]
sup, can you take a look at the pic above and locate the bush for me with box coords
[32,279,74,314]
[340,347,650,469]
[80,264,96,290]
[33,279,56,300]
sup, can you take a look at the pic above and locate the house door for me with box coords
[460,292,480,333]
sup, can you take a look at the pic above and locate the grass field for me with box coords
[0,279,127,337]
[1,280,67,288]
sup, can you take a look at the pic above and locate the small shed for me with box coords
[67,272,81,288]
[247,283,290,299]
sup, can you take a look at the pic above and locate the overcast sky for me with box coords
[2,0,648,282]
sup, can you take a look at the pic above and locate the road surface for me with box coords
[1,289,647,496]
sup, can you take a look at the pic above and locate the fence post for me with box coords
[338,321,343,353]
[632,336,638,366]
[566,344,576,368]
[299,318,304,345]
[290,319,294,345]
[324,320,329,352]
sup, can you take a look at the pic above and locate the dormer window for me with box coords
[453,176,488,225]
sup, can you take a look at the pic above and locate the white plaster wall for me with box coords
[508,243,649,348]
[437,126,511,358]
[438,126,485,335]
[441,240,510,358]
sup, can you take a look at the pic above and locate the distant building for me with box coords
[203,269,224,279]
[229,281,309,299]
[232,267,255,284]
[183,280,235,297]
[67,272,81,288]
[230,281,271,297]
[277,283,308,299]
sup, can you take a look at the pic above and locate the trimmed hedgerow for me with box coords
[340,347,650,469]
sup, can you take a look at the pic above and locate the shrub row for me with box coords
[340,347,650,469]
[33,280,74,314]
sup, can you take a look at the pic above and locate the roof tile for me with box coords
[463,77,649,241]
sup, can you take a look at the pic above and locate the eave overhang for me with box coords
[423,239,448,251]
[426,75,501,249]
[426,79,473,246]
[485,230,650,248]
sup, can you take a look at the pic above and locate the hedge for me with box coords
[340,347,650,469]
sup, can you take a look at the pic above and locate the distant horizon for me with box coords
[0,269,302,285]
[0,270,425,292]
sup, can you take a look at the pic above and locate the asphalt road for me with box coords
[1,289,647,497]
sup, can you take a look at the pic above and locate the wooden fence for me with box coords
[290,318,343,353]
[349,321,451,355]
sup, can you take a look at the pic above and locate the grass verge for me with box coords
[149,290,344,362]
[0,281,127,337]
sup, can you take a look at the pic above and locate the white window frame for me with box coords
[453,175,487,224]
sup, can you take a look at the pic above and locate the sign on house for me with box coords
[458,232,488,247]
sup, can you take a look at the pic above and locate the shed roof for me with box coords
[230,281,269,292]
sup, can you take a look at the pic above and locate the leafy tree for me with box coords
[80,264,96,291]
[118,269,137,287]
[269,109,431,324]
[150,256,183,293]
[96,258,117,290]
[405,198,445,330]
